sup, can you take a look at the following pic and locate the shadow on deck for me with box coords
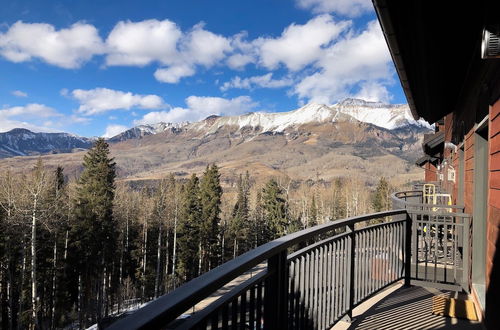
[335,285,482,329]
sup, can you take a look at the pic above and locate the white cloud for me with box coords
[102,124,128,138]
[181,24,232,67]
[296,0,373,17]
[226,53,254,70]
[0,21,104,68]
[105,19,181,66]
[0,103,63,132]
[154,64,195,83]
[11,90,28,97]
[293,20,393,104]
[221,73,292,91]
[135,95,257,124]
[353,81,392,103]
[258,15,350,71]
[70,88,166,115]
[0,103,60,118]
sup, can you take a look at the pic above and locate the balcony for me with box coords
[108,186,480,329]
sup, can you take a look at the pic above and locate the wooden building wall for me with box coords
[464,129,475,215]
[487,100,500,287]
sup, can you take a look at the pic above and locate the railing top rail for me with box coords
[108,209,406,330]
[391,191,465,210]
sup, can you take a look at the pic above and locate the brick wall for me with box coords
[425,162,437,181]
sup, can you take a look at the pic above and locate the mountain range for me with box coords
[0,99,431,185]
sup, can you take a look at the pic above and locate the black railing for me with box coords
[108,210,409,330]
[392,190,471,292]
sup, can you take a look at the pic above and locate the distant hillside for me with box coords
[0,99,431,186]
[0,128,93,158]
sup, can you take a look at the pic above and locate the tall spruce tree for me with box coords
[372,177,391,212]
[231,173,250,257]
[262,178,288,239]
[70,138,116,327]
[199,164,223,272]
[177,174,201,281]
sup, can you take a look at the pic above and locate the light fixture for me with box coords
[481,27,500,59]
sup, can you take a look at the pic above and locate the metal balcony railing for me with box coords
[108,210,409,330]
[108,189,472,330]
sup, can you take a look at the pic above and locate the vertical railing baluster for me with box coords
[326,243,332,327]
[264,251,288,330]
[294,258,301,329]
[304,252,310,326]
[319,246,324,330]
[249,285,255,330]
[256,282,263,330]
[462,216,470,293]
[222,303,229,330]
[211,309,219,330]
[405,212,412,286]
[240,291,247,330]
[289,261,294,329]
[347,224,355,321]
[333,241,340,320]
[232,297,238,330]
[299,255,305,329]
[313,249,318,326]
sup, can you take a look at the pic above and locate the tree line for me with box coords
[0,139,394,329]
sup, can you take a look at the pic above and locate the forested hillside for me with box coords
[0,139,394,329]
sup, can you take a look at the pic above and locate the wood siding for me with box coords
[464,129,475,215]
[487,100,500,288]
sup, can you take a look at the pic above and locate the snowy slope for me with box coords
[333,98,432,130]
[189,98,430,134]
[107,122,188,142]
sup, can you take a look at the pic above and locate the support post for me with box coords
[264,250,288,330]
[404,212,412,286]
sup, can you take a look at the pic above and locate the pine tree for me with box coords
[199,165,223,272]
[262,178,288,240]
[230,173,250,257]
[372,177,391,212]
[70,138,117,327]
[177,174,201,281]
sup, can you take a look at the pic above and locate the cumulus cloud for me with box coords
[353,81,392,103]
[0,103,63,132]
[102,124,128,138]
[105,19,181,66]
[135,95,257,124]
[0,21,104,68]
[154,64,195,83]
[221,73,292,91]
[293,20,393,104]
[181,24,232,67]
[258,15,350,71]
[296,0,373,17]
[11,90,28,97]
[70,88,166,115]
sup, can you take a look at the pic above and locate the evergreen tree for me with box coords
[177,174,201,281]
[199,165,223,271]
[70,138,117,327]
[230,173,250,257]
[262,178,288,240]
[372,177,391,212]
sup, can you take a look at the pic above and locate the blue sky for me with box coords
[0,0,406,137]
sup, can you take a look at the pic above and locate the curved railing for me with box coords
[391,190,465,213]
[108,210,410,330]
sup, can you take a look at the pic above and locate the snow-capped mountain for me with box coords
[107,122,188,142]
[187,98,430,134]
[333,98,431,130]
[0,99,432,159]
[0,128,93,158]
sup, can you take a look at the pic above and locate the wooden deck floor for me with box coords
[335,284,482,329]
